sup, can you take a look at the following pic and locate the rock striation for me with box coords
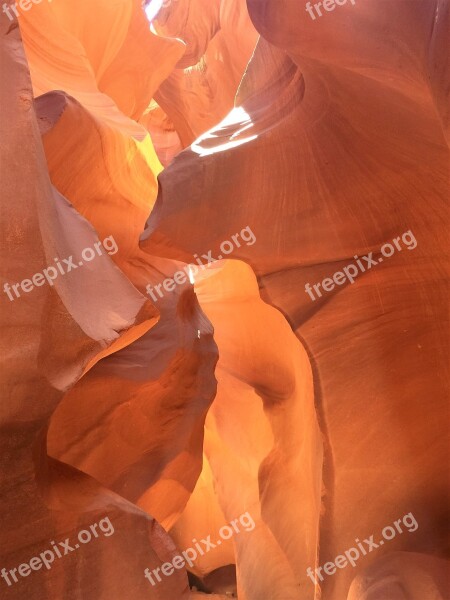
[0,0,448,599]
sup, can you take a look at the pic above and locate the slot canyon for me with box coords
[0,0,448,599]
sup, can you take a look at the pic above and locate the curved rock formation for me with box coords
[1,0,448,599]
[0,8,187,599]
[142,1,450,598]
[150,0,258,147]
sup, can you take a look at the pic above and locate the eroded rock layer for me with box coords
[0,0,448,599]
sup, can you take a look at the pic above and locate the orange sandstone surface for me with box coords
[0,0,448,599]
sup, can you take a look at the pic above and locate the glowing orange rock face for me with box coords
[148,0,259,147]
[1,0,449,599]
[0,5,187,598]
[142,1,449,598]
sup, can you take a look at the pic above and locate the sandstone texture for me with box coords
[0,0,448,599]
